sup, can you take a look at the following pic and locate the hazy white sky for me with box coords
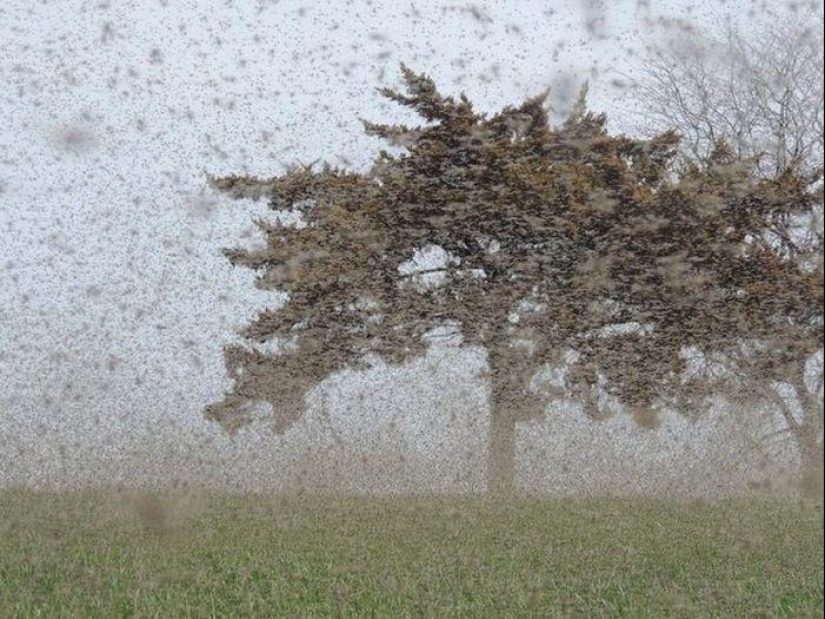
[0,0,821,491]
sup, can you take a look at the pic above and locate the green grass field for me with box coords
[0,489,822,618]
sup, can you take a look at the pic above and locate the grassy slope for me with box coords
[0,490,822,618]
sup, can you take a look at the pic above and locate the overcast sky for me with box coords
[1,0,821,492]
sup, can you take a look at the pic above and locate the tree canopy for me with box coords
[206,66,823,494]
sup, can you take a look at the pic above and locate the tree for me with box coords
[635,15,824,180]
[660,158,823,497]
[206,66,822,495]
[630,15,825,495]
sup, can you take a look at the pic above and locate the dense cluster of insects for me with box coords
[207,67,823,494]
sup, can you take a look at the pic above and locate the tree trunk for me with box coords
[797,430,824,500]
[487,343,545,496]
[485,348,542,496]
[487,392,517,496]
[789,368,823,499]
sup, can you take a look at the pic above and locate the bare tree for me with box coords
[635,15,824,180]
